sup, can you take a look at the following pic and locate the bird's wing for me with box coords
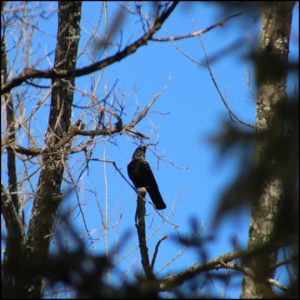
[141,160,159,190]
[141,160,166,210]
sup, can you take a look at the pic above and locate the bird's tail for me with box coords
[147,187,166,210]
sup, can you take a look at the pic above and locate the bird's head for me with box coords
[132,145,147,159]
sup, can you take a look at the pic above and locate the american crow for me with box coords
[127,146,166,210]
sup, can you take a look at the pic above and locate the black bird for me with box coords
[127,146,166,210]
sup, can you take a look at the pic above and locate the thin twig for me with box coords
[151,234,168,270]
[198,36,255,129]
[152,13,243,42]
[89,158,135,190]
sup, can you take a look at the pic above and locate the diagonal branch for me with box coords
[151,235,168,270]
[159,237,294,291]
[198,37,256,129]
[128,94,160,128]
[5,94,159,157]
[1,2,179,95]
[1,184,23,246]
[152,12,243,42]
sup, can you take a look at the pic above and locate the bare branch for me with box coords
[159,237,294,291]
[198,37,256,129]
[2,38,20,212]
[135,188,155,279]
[152,12,243,42]
[151,235,168,270]
[129,94,160,127]
[4,95,158,158]
[268,278,288,292]
[1,2,179,95]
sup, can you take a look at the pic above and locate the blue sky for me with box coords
[2,2,299,298]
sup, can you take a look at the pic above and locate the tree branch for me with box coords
[1,184,23,245]
[1,38,20,212]
[1,2,179,95]
[152,12,243,42]
[5,94,159,157]
[198,37,256,129]
[159,237,294,291]
[151,235,168,270]
[135,188,155,279]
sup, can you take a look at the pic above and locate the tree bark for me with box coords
[241,2,295,298]
[23,2,82,298]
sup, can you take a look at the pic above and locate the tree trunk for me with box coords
[1,36,24,299]
[23,2,82,298]
[241,2,294,298]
